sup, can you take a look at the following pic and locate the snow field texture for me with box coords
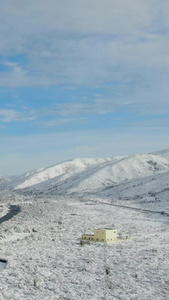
[6,150,169,200]
[0,149,169,299]
[0,193,168,300]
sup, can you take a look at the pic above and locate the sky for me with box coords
[0,0,169,175]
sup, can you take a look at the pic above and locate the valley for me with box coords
[0,149,169,299]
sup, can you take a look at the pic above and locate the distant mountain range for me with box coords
[0,175,10,185]
[1,149,169,204]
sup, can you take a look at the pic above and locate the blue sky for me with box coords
[0,0,169,175]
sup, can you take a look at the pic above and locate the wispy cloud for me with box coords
[0,108,37,122]
[0,0,169,88]
[0,2,169,115]
[0,1,169,174]
[44,117,86,127]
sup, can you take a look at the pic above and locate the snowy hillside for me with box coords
[0,185,169,299]
[0,175,10,185]
[9,157,113,190]
[0,150,169,300]
[151,148,169,159]
[6,149,169,200]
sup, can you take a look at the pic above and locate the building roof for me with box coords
[96,228,116,231]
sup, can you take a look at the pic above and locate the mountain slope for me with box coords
[5,149,169,199]
[151,148,169,159]
[10,157,114,190]
[0,175,10,185]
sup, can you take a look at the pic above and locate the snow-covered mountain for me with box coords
[151,148,169,159]
[0,175,10,185]
[5,149,169,201]
[0,149,169,300]
[9,157,113,190]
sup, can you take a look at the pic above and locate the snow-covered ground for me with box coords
[0,191,168,299]
[0,149,168,299]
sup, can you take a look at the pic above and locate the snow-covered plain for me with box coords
[0,149,169,299]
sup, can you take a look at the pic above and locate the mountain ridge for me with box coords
[2,149,168,202]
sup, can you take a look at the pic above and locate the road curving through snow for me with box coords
[0,205,20,272]
[0,205,20,225]
[0,260,7,273]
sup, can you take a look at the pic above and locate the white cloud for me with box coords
[0,1,154,36]
[0,0,169,88]
[0,60,28,87]
[44,117,86,127]
[0,1,168,175]
[0,108,37,122]
[0,109,21,122]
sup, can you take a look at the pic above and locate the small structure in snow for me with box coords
[81,228,118,243]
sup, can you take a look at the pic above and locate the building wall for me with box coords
[94,229,106,242]
[82,234,95,241]
[105,229,117,242]
[82,229,118,243]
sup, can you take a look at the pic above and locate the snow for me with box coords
[0,149,169,299]
[0,193,168,299]
[12,157,113,190]
[0,176,10,185]
[7,149,169,199]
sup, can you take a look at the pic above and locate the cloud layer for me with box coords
[0,0,169,88]
[0,1,169,174]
